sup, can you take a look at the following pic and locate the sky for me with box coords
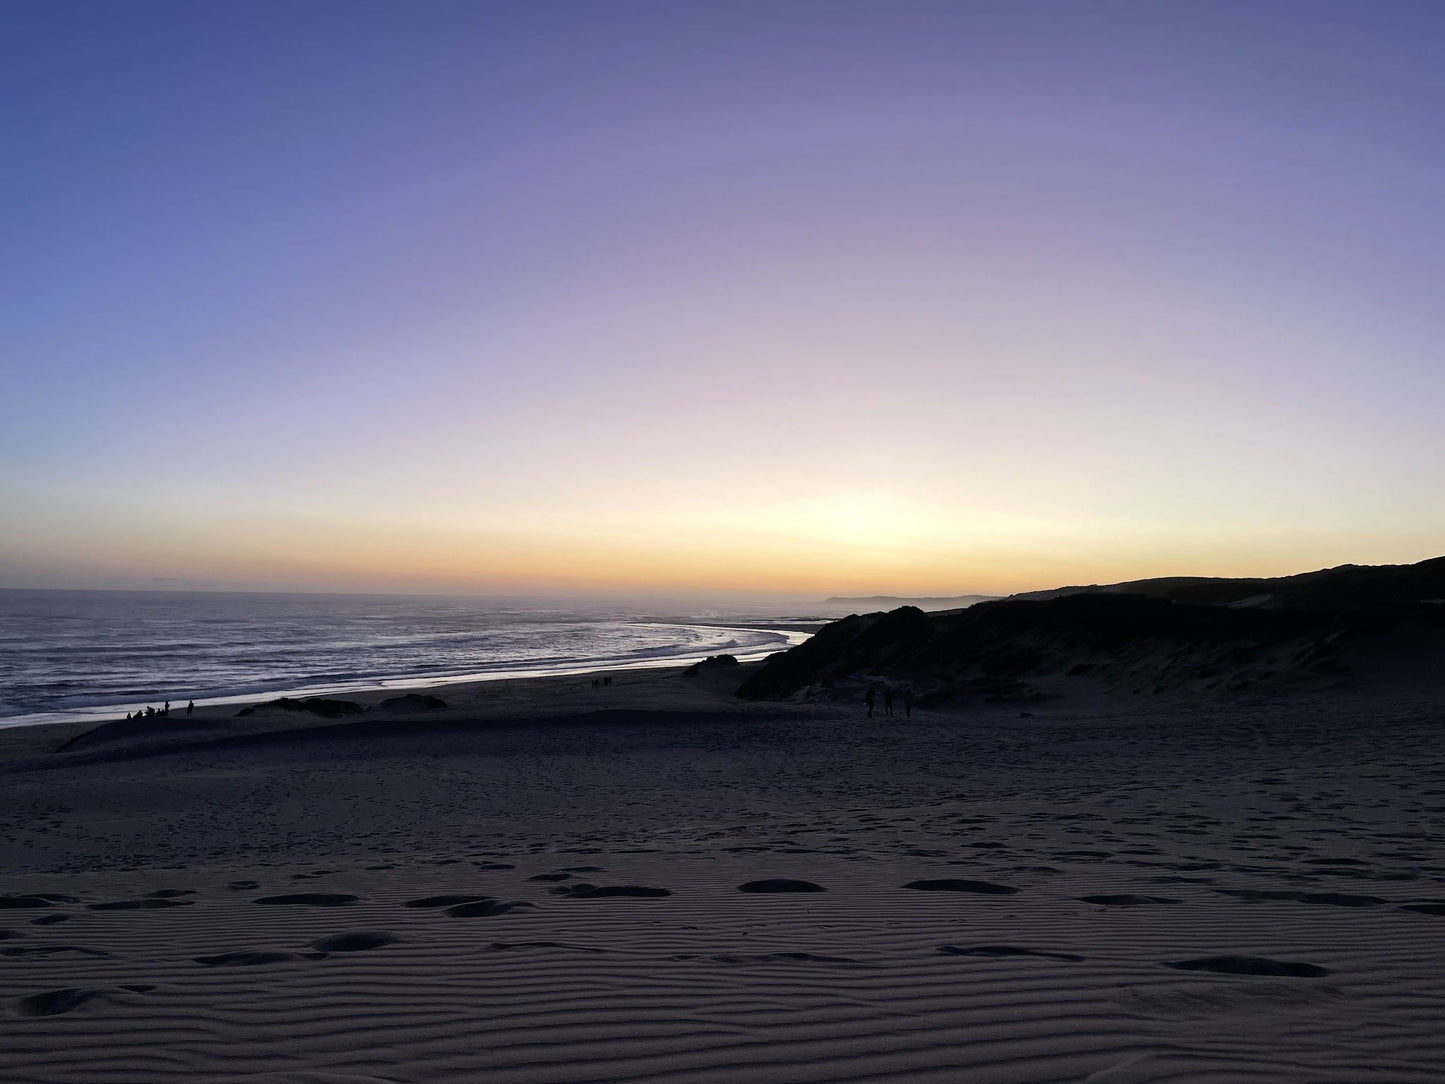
[3,0,1444,598]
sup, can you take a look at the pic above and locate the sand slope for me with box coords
[2,669,1443,1082]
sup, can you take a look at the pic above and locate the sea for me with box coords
[0,590,819,730]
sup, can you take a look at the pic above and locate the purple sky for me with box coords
[4,1,1444,595]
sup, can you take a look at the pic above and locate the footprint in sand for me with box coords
[310,932,397,953]
[737,879,826,893]
[445,899,534,917]
[88,898,193,911]
[254,894,360,907]
[194,951,321,966]
[551,883,671,899]
[1164,955,1329,978]
[1399,901,1445,916]
[0,895,73,910]
[938,944,1084,961]
[903,878,1018,895]
[671,951,861,965]
[485,941,607,953]
[13,985,154,1017]
[1295,892,1387,907]
[1215,889,1385,907]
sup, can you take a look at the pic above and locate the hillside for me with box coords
[1008,556,1445,610]
[742,556,1445,704]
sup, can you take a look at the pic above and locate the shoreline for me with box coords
[10,662,754,762]
[0,622,813,732]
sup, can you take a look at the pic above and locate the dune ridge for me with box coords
[741,556,1445,704]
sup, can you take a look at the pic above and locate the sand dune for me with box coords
[2,667,1444,1081]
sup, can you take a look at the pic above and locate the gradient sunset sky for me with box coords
[4,1,1444,597]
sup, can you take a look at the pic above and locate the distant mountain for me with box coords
[742,556,1445,703]
[824,594,999,611]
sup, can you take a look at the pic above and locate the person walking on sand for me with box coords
[884,687,894,716]
[864,686,877,718]
[903,688,914,717]
[186,700,194,716]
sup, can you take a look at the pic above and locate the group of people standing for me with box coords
[124,699,193,721]
[864,685,913,718]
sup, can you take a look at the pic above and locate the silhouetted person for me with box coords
[144,706,154,717]
[864,687,876,717]
[903,688,914,717]
[884,687,894,716]
[603,676,611,687]
[186,700,194,716]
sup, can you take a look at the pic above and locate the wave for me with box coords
[0,592,810,729]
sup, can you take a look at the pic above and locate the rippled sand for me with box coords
[1,667,1442,1082]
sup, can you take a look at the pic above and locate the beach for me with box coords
[0,587,816,730]
[2,665,1443,1082]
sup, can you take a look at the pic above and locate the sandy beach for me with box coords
[2,664,1443,1083]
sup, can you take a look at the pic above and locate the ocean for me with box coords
[0,590,815,729]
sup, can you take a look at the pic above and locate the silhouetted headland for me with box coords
[744,556,1445,703]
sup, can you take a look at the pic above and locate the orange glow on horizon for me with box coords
[4,489,1439,597]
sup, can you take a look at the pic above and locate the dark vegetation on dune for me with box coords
[1012,554,1445,610]
[683,654,740,677]
[740,556,1445,703]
